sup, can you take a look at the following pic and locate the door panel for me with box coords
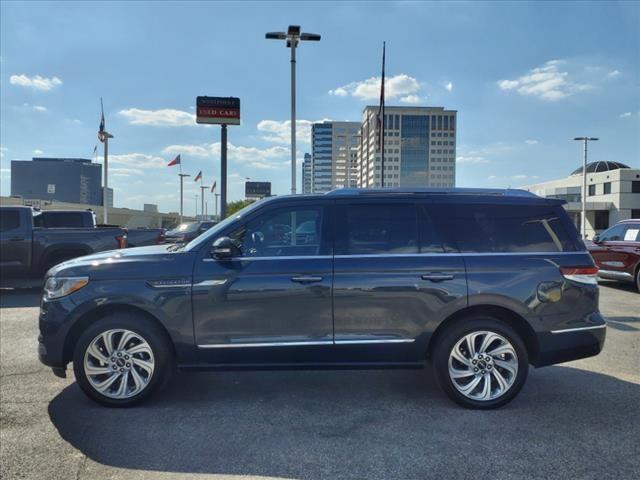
[0,210,30,278]
[191,201,334,364]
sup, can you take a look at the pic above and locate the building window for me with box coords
[594,210,610,230]
[632,181,640,193]
[631,209,640,219]
[588,184,596,196]
[603,182,611,194]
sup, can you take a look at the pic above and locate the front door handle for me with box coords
[421,273,455,282]
[291,276,323,283]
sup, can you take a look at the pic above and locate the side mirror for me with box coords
[211,237,236,260]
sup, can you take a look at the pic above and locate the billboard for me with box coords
[196,96,240,125]
[245,181,271,199]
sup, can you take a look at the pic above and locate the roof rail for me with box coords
[325,187,538,198]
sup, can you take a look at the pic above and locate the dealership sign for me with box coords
[245,181,271,199]
[196,96,240,125]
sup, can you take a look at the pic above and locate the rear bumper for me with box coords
[534,313,607,367]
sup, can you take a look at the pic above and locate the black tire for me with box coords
[433,316,529,409]
[635,268,640,293]
[72,312,173,407]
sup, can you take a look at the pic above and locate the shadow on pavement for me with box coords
[0,288,41,308]
[48,367,639,479]
[598,279,637,294]
[605,316,640,332]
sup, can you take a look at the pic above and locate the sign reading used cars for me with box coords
[196,97,240,125]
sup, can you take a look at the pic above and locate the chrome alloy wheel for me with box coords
[448,330,518,401]
[83,329,155,399]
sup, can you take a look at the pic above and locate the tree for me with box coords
[225,199,255,218]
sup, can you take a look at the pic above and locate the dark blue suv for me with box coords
[38,188,606,409]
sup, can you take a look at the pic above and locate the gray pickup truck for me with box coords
[0,206,126,285]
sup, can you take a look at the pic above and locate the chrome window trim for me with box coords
[204,255,333,262]
[197,338,415,348]
[193,279,228,287]
[550,324,606,334]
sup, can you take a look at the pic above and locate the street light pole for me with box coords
[573,136,599,239]
[266,25,321,195]
[178,173,190,223]
[102,132,113,223]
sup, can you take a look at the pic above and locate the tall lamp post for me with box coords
[266,25,321,195]
[573,136,599,239]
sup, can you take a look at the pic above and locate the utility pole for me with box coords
[266,25,321,195]
[200,185,208,220]
[221,125,227,218]
[573,137,599,239]
[178,173,190,223]
[214,193,220,220]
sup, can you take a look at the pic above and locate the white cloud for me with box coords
[32,149,44,154]
[619,112,632,118]
[329,74,422,101]
[111,167,145,177]
[109,153,167,169]
[607,69,621,78]
[399,94,423,104]
[456,156,489,164]
[0,147,7,158]
[163,142,289,169]
[525,139,539,145]
[444,81,453,92]
[33,105,47,112]
[119,108,196,127]
[9,74,62,91]
[257,119,330,145]
[497,60,593,101]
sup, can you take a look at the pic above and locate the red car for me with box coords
[588,219,640,292]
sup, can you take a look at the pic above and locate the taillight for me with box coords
[115,234,126,249]
[560,266,599,285]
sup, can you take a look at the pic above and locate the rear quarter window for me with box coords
[443,204,577,253]
[0,210,21,232]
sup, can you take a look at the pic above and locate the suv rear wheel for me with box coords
[73,312,173,407]
[433,317,528,409]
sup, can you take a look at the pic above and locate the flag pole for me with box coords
[380,41,386,188]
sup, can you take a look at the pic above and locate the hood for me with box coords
[48,244,195,280]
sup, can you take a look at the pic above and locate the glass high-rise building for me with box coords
[302,153,312,194]
[311,121,361,193]
[357,106,457,188]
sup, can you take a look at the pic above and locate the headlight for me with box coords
[44,276,89,300]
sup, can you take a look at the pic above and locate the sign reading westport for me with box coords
[196,96,240,125]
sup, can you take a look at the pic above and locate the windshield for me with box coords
[183,199,265,251]
[167,222,199,235]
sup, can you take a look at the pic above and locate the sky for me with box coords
[1,1,639,215]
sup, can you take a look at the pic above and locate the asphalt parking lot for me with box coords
[1,281,638,480]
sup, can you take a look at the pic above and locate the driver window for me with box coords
[599,224,625,242]
[230,206,324,257]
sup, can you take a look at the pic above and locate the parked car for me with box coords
[587,219,640,291]
[124,228,166,248]
[38,188,605,409]
[165,221,215,243]
[0,206,126,285]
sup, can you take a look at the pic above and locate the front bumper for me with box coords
[534,312,607,367]
[38,295,78,370]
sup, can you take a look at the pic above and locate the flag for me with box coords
[210,181,216,193]
[168,154,181,167]
[98,98,106,143]
[92,145,97,154]
[376,42,386,153]
[194,171,202,182]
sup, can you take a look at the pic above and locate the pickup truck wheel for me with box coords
[636,268,640,293]
[433,317,528,409]
[73,313,173,407]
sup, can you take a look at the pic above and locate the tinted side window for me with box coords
[43,213,85,228]
[418,205,445,253]
[446,204,576,253]
[230,205,326,257]
[0,211,20,232]
[337,204,418,255]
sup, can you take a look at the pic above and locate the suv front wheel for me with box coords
[433,317,529,409]
[73,312,173,407]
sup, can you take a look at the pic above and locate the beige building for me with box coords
[357,106,457,188]
[311,121,361,193]
[523,161,640,239]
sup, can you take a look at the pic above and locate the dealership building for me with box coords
[10,157,112,206]
[523,161,640,239]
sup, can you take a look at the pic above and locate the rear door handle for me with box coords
[291,276,323,283]
[421,273,455,282]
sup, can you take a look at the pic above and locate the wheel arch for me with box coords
[62,303,176,364]
[426,305,539,364]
